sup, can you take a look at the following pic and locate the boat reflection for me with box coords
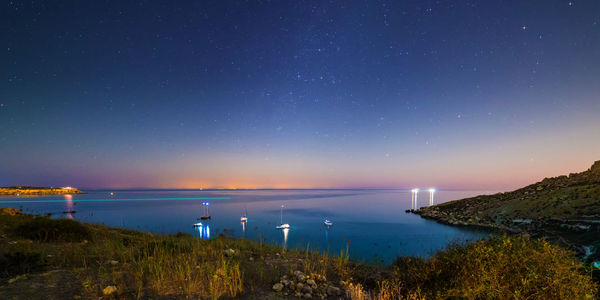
[241,220,246,234]
[324,227,329,251]
[195,223,211,239]
[282,227,289,248]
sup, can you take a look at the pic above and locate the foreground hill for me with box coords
[0,187,84,196]
[414,161,600,260]
[0,208,597,299]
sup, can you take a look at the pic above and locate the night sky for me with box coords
[3,1,599,189]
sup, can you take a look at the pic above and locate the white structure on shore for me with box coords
[411,188,420,210]
[428,188,436,206]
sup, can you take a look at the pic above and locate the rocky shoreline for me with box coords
[411,206,600,262]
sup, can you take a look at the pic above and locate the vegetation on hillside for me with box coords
[415,161,600,261]
[0,208,597,299]
[420,161,600,221]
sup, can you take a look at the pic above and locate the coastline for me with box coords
[0,187,84,196]
[411,203,600,262]
[0,207,596,299]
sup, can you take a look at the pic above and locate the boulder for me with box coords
[327,286,341,296]
[302,285,313,294]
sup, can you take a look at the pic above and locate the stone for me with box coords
[108,260,119,265]
[103,285,117,295]
[327,286,341,296]
[8,275,27,284]
[224,249,236,257]
[306,279,316,287]
[249,257,254,261]
[302,286,313,294]
[304,292,312,298]
[296,282,304,291]
[272,283,284,292]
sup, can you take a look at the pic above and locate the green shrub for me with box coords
[14,217,91,242]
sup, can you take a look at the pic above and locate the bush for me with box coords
[14,217,91,242]
[390,235,598,299]
[0,251,45,279]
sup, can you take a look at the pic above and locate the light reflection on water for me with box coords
[282,228,289,248]
[0,189,498,263]
[195,223,211,239]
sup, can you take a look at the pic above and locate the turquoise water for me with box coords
[1,189,495,263]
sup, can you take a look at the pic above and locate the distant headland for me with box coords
[413,160,600,260]
[0,186,84,196]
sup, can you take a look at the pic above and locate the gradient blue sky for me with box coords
[2,1,599,189]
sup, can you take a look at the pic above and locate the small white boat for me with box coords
[193,222,203,227]
[276,223,290,229]
[240,207,248,222]
[324,219,333,227]
[276,204,290,229]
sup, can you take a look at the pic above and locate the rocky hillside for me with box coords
[414,161,600,259]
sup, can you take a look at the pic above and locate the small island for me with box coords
[0,186,84,196]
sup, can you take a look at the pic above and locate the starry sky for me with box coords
[2,1,599,190]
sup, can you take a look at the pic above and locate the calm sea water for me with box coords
[0,189,496,263]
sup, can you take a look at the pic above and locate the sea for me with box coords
[0,189,498,264]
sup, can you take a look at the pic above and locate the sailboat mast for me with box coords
[280,205,283,224]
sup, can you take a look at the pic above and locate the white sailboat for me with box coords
[324,219,333,227]
[240,207,248,222]
[276,204,290,229]
[198,202,211,220]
